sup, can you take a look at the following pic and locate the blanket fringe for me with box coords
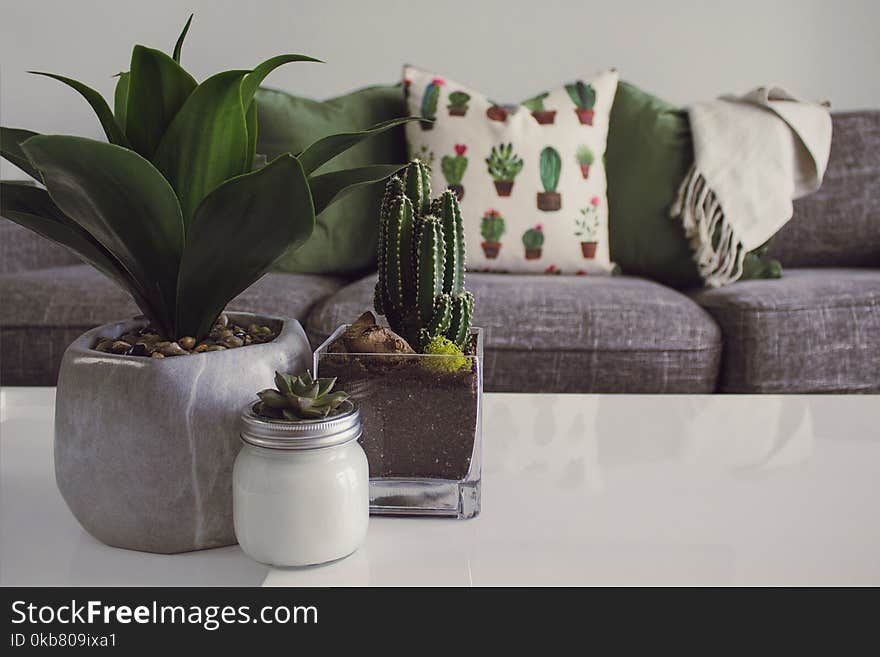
[670,165,746,287]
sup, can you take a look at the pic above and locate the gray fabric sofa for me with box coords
[2,111,878,392]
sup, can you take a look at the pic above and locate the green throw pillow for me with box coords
[256,84,408,275]
[606,81,780,287]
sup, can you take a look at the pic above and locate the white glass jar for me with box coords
[233,400,368,566]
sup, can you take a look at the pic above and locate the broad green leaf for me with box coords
[240,54,321,168]
[21,135,184,335]
[308,163,408,216]
[1,179,66,222]
[125,46,197,159]
[152,69,249,226]
[297,117,420,175]
[172,14,193,63]
[245,100,258,171]
[0,180,163,327]
[176,154,314,338]
[29,72,129,147]
[240,54,321,106]
[1,127,41,180]
[113,72,130,128]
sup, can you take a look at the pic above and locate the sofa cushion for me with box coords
[307,273,722,393]
[691,269,880,392]
[0,265,344,386]
[606,81,780,288]
[403,66,619,275]
[256,84,408,275]
[767,111,880,268]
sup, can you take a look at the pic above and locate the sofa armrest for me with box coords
[0,218,81,273]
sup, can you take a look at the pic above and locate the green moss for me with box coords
[422,336,470,373]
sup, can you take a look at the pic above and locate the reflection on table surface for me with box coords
[2,389,878,586]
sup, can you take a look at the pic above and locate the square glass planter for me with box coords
[314,327,483,519]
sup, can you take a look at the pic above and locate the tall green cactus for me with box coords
[539,147,561,192]
[375,160,474,351]
[420,78,444,129]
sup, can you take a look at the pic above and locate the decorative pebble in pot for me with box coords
[234,372,368,567]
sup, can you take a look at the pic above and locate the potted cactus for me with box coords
[537,146,562,211]
[480,209,505,259]
[575,196,602,258]
[576,144,594,179]
[420,77,444,130]
[486,100,509,122]
[485,142,524,196]
[522,92,556,124]
[441,144,468,200]
[523,225,545,259]
[447,90,470,116]
[314,161,483,519]
[566,80,597,125]
[0,17,413,553]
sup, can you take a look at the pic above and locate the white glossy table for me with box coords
[2,387,879,586]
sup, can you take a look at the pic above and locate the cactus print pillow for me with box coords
[403,66,618,275]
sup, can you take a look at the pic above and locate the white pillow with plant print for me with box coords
[403,66,618,275]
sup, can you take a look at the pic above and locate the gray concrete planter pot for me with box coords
[54,312,310,554]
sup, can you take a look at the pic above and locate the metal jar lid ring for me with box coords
[240,400,362,451]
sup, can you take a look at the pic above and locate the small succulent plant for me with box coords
[565,81,596,110]
[522,92,549,113]
[522,226,545,251]
[523,91,556,124]
[255,371,350,420]
[480,210,505,242]
[575,145,594,165]
[485,143,524,182]
[447,91,470,114]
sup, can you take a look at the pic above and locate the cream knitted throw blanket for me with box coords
[670,87,832,287]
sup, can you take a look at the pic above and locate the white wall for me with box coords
[2,0,878,177]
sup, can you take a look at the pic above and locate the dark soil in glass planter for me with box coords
[315,329,482,482]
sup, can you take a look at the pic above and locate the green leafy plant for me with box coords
[522,225,545,251]
[522,92,549,113]
[576,145,594,179]
[523,92,556,123]
[575,145,594,165]
[374,160,474,351]
[255,371,350,420]
[480,210,505,242]
[539,147,561,192]
[575,202,601,241]
[485,143,524,182]
[441,144,468,186]
[0,16,414,341]
[565,81,596,110]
